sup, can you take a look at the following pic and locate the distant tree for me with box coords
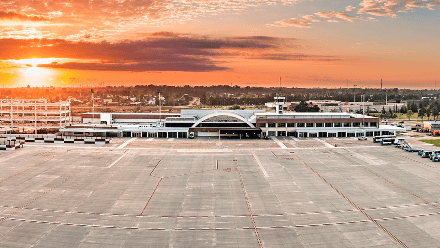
[410,102,418,113]
[418,107,426,120]
[381,106,386,115]
[400,105,407,114]
[294,101,308,112]
[294,100,320,112]
[426,107,432,120]
[432,106,439,120]
[407,110,413,121]
[229,104,240,110]
[310,105,320,112]
[200,93,208,105]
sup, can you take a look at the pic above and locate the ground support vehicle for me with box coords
[373,135,396,143]
[430,151,440,160]
[381,138,396,145]
[422,151,433,158]
[432,153,440,162]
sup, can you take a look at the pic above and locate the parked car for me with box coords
[358,136,367,140]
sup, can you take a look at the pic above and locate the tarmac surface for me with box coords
[1,136,440,247]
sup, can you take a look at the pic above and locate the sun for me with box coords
[17,58,57,67]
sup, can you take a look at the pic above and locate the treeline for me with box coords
[1,85,439,108]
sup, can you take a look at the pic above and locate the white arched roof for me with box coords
[191,112,255,128]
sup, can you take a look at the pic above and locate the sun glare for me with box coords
[17,58,57,67]
[8,58,60,87]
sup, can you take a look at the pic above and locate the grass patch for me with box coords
[421,139,440,147]
[412,135,424,137]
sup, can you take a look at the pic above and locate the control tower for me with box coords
[274,96,285,114]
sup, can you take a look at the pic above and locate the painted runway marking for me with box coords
[295,154,408,248]
[313,138,335,148]
[5,211,440,231]
[147,138,154,141]
[117,138,137,149]
[252,151,269,178]
[288,140,297,148]
[271,136,287,149]
[168,138,174,141]
[139,177,163,216]
[0,149,31,163]
[235,160,263,248]
[107,151,129,169]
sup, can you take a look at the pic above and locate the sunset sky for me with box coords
[0,0,439,88]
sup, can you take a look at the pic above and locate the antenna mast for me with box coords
[353,84,357,103]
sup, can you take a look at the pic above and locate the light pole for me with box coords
[91,89,94,127]
[157,89,162,126]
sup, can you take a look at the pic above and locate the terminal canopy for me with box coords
[192,112,255,128]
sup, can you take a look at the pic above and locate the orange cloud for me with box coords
[1,34,338,72]
[345,5,357,11]
[0,11,48,22]
[270,18,311,28]
[315,11,354,22]
[301,15,321,22]
[357,0,440,17]
[274,0,439,30]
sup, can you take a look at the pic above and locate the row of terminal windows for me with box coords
[266,130,393,138]
[262,122,378,128]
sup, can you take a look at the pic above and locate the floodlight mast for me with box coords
[157,89,162,125]
[363,91,365,130]
[91,89,94,128]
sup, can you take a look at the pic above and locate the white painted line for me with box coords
[147,138,154,141]
[313,138,335,148]
[292,137,299,141]
[117,138,137,149]
[289,141,297,148]
[168,138,174,141]
[271,136,287,149]
[107,151,129,169]
[252,151,269,178]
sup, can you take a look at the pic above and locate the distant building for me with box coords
[0,99,71,131]
[423,121,440,132]
[63,105,403,138]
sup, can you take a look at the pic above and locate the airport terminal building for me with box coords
[61,107,403,139]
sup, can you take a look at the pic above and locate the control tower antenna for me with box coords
[353,84,357,103]
[279,77,281,97]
